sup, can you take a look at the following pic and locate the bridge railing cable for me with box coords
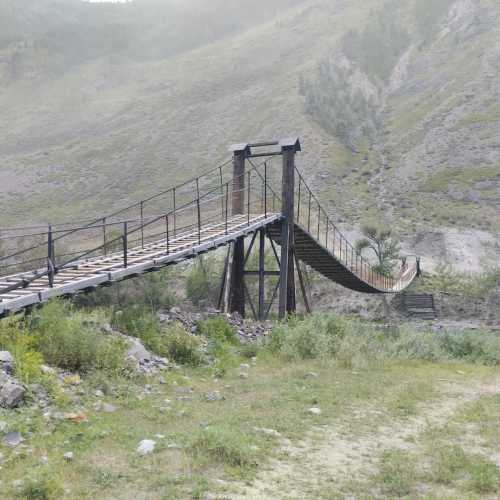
[0,159,279,297]
[294,167,418,292]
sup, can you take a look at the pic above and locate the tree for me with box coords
[355,224,400,277]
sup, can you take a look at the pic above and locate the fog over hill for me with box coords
[0,0,499,271]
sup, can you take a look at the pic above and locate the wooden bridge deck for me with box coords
[0,213,281,317]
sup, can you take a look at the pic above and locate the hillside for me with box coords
[0,0,499,271]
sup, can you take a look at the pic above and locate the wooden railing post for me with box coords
[278,138,301,319]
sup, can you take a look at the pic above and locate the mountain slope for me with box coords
[0,0,498,270]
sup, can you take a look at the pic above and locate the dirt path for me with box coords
[224,375,500,499]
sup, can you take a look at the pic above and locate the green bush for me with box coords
[268,314,347,361]
[29,300,126,373]
[268,314,500,366]
[0,318,43,384]
[197,316,238,345]
[161,323,203,366]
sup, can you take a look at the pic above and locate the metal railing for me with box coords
[294,167,418,292]
[0,159,280,297]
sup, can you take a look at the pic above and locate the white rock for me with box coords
[0,421,7,432]
[63,452,74,462]
[137,439,156,456]
[308,407,322,416]
[240,363,250,370]
[238,372,249,379]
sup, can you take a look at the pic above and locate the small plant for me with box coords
[190,426,255,468]
[15,472,63,500]
[468,457,500,493]
[377,449,415,497]
[197,316,238,352]
[430,445,469,484]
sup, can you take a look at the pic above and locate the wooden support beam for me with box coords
[228,144,250,317]
[295,254,311,314]
[258,228,265,320]
[278,138,301,319]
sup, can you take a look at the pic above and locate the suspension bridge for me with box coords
[0,139,420,320]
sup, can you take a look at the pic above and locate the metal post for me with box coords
[140,201,144,248]
[173,188,177,237]
[166,215,169,254]
[197,198,201,245]
[278,138,301,319]
[103,218,107,256]
[225,183,229,234]
[264,162,268,217]
[247,170,251,226]
[297,176,301,223]
[220,166,224,219]
[47,225,54,288]
[317,202,320,240]
[122,222,128,268]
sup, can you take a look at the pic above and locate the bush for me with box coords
[197,317,238,345]
[161,323,203,366]
[268,314,500,367]
[268,314,347,361]
[29,300,126,374]
[0,318,43,384]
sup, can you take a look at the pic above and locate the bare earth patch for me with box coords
[225,374,500,499]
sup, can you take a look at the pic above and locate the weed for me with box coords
[190,426,255,468]
[468,457,500,493]
[377,449,416,496]
[430,445,469,484]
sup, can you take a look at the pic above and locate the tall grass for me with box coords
[268,314,500,367]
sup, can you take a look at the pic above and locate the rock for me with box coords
[0,421,7,432]
[205,391,223,402]
[253,427,281,437]
[304,372,319,379]
[238,372,249,379]
[137,439,156,456]
[63,452,74,462]
[63,374,81,386]
[174,387,193,394]
[308,407,322,416]
[0,351,14,374]
[239,363,250,370]
[126,338,153,365]
[94,389,104,398]
[102,403,117,413]
[3,431,23,447]
[0,374,26,409]
[40,365,55,375]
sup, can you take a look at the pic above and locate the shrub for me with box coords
[0,318,43,384]
[268,314,500,367]
[197,317,238,346]
[161,323,203,366]
[377,449,415,496]
[29,300,126,373]
[268,314,347,361]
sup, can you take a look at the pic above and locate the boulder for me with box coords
[0,351,14,375]
[0,371,25,409]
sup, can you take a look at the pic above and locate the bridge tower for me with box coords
[226,138,301,320]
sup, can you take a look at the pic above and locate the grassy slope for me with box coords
[0,0,381,225]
